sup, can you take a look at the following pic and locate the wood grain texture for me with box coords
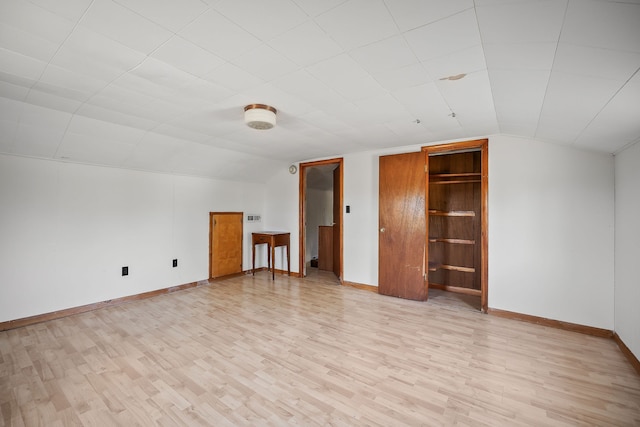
[428,151,482,291]
[614,332,640,376]
[318,226,333,271]
[341,281,378,293]
[210,212,243,279]
[429,283,482,297]
[1,272,639,426]
[0,281,200,332]
[487,308,614,338]
[423,139,488,312]
[379,151,427,301]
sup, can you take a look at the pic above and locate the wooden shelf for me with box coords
[429,283,481,296]
[430,179,481,185]
[428,210,475,217]
[428,149,483,296]
[427,263,475,273]
[441,264,475,273]
[429,173,480,178]
[429,238,475,245]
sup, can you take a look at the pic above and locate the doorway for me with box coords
[377,139,488,312]
[423,139,488,312]
[298,158,343,281]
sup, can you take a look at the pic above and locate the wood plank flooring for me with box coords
[1,271,639,426]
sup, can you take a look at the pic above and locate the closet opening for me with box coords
[423,139,488,312]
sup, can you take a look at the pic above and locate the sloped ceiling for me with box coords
[1,0,639,182]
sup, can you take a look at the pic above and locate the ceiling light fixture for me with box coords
[244,104,277,130]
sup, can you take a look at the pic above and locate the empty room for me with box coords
[1,0,639,425]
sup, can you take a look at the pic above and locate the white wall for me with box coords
[342,150,382,285]
[489,135,615,329]
[268,136,616,330]
[614,141,640,359]
[2,134,620,334]
[263,167,300,273]
[305,188,333,262]
[0,154,266,322]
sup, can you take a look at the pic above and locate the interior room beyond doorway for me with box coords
[305,164,336,273]
[299,159,343,281]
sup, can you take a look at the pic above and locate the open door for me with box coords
[378,151,428,301]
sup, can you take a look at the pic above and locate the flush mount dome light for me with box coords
[244,104,277,130]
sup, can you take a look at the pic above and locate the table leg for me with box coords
[286,243,290,276]
[252,242,255,275]
[271,243,276,280]
[266,243,270,278]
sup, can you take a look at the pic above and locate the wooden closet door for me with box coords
[378,152,427,301]
[210,212,243,278]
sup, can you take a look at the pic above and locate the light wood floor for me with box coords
[1,271,639,426]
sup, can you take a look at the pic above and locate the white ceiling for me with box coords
[1,0,639,182]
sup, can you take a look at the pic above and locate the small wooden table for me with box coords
[252,231,290,280]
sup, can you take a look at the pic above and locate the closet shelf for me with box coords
[429,238,475,245]
[429,173,480,178]
[441,264,475,273]
[429,283,481,296]
[428,210,475,217]
[427,263,475,273]
[430,179,481,185]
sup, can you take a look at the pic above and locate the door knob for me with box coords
[380,227,385,233]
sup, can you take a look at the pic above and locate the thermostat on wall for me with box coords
[247,214,261,222]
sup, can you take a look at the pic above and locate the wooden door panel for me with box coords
[211,213,243,278]
[378,152,427,301]
[318,226,333,271]
[332,165,341,279]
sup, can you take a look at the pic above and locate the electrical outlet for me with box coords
[173,259,178,268]
[122,266,128,276]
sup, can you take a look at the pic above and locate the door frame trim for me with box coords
[422,138,488,312]
[298,158,344,280]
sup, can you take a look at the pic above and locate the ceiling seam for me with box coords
[572,66,640,149]
[473,0,500,136]
[532,0,570,143]
[381,2,473,134]
[48,0,97,159]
